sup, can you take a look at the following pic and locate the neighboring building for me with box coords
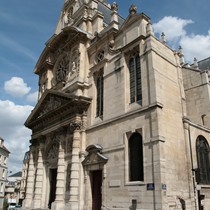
[22,1,210,210]
[0,137,10,210]
[19,152,29,205]
[5,171,22,205]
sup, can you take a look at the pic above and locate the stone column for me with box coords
[32,140,45,209]
[52,130,66,210]
[22,145,35,209]
[68,120,82,210]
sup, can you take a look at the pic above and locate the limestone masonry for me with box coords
[22,0,210,210]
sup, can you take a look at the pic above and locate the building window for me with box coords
[2,169,5,179]
[196,135,210,184]
[56,55,69,83]
[0,183,3,193]
[96,50,105,63]
[129,132,144,181]
[95,70,104,117]
[129,54,142,104]
[4,157,7,165]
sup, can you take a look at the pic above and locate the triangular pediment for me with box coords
[25,90,73,126]
[25,89,91,129]
[118,12,150,33]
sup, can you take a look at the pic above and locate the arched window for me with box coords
[196,135,210,184]
[129,132,144,181]
[129,54,142,104]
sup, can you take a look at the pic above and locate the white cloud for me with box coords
[26,91,38,103]
[0,100,33,173]
[4,77,31,97]
[153,16,193,41]
[153,16,210,62]
[180,30,210,62]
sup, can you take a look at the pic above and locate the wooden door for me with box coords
[48,168,57,209]
[91,170,102,210]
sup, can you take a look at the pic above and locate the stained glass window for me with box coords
[196,136,210,184]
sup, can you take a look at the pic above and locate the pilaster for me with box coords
[68,119,82,210]
[52,128,66,210]
[22,145,36,209]
[32,139,45,209]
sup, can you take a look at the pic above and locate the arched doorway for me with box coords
[45,141,59,209]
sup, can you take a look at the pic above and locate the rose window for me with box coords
[56,56,69,82]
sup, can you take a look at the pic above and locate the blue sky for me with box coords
[0,0,210,173]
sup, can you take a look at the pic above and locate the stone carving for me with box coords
[38,95,63,118]
[129,4,137,15]
[70,120,83,131]
[56,55,69,82]
[82,144,108,166]
[63,6,74,26]
[111,2,118,11]
[46,142,59,160]
[65,48,80,83]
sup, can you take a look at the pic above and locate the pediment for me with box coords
[82,144,108,166]
[25,90,71,125]
[25,89,91,129]
[118,12,150,33]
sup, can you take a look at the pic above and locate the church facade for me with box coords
[23,0,210,210]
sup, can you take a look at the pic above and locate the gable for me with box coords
[25,89,91,131]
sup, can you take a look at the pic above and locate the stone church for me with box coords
[23,0,210,210]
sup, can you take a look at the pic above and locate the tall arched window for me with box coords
[196,135,210,184]
[129,132,144,181]
[129,54,142,104]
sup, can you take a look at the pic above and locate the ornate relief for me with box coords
[70,120,83,131]
[63,7,74,26]
[52,47,80,86]
[38,95,65,118]
[82,144,108,166]
[40,72,47,94]
[46,142,59,161]
[66,48,80,83]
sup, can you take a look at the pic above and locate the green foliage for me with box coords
[3,198,8,210]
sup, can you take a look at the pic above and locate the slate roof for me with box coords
[98,1,125,27]
[9,171,22,178]
[198,57,210,70]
